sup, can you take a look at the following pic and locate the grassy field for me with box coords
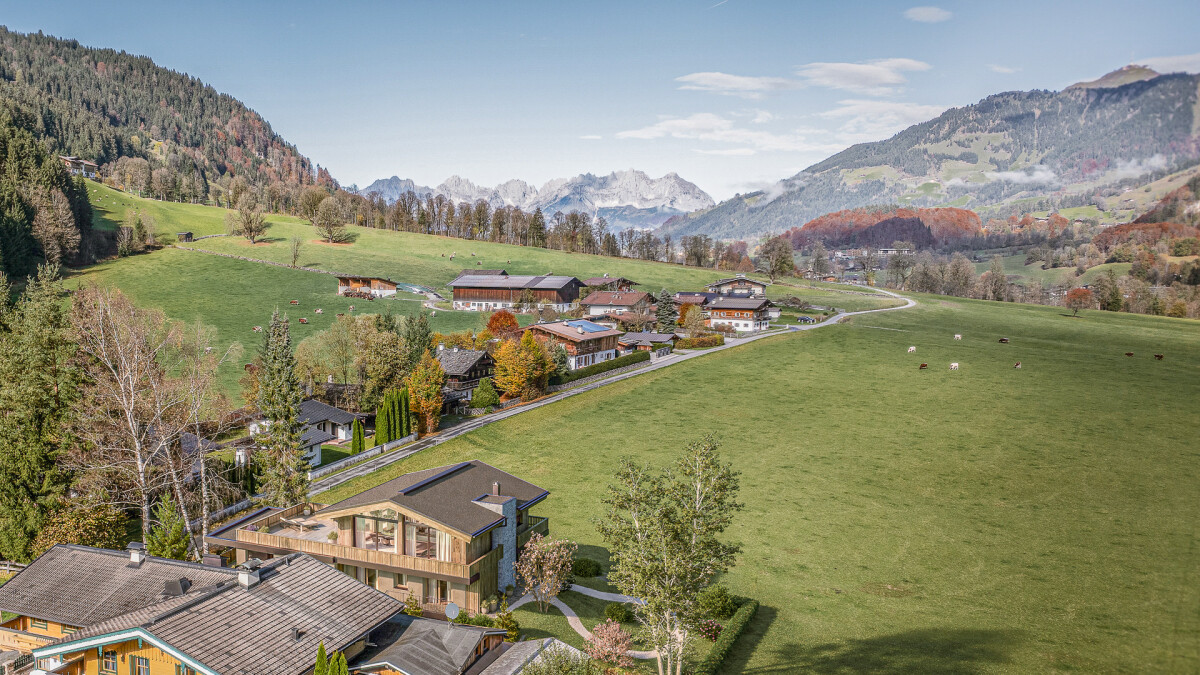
[320,295,1200,673]
[973,254,1133,288]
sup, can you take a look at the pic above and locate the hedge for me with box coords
[693,599,758,675]
[550,351,650,385]
[677,334,724,349]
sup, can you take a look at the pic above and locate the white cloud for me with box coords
[1140,52,1200,74]
[675,72,800,99]
[1112,154,1167,178]
[819,99,948,143]
[750,109,775,124]
[795,58,932,96]
[904,6,952,22]
[616,112,839,154]
[989,64,1019,74]
[578,134,602,140]
[985,165,1058,184]
[695,148,757,156]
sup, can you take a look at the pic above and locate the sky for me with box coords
[3,1,1200,201]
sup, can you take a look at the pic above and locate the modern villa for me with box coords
[205,461,549,616]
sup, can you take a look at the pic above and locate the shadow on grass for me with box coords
[742,627,1024,674]
[718,603,775,674]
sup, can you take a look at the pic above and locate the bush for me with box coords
[495,599,520,642]
[549,351,650,386]
[454,612,495,627]
[472,377,500,409]
[676,334,724,349]
[572,557,602,578]
[698,619,723,641]
[693,599,758,675]
[697,584,738,620]
[605,602,634,623]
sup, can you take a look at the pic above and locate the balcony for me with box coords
[517,516,549,549]
[212,504,503,584]
[0,626,52,653]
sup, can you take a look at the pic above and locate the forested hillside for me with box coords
[664,70,1200,241]
[0,27,320,200]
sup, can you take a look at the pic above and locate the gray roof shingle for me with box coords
[447,275,580,291]
[436,348,490,377]
[299,399,362,427]
[354,614,503,675]
[707,297,774,310]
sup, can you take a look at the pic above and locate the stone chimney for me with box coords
[474,494,517,592]
[127,541,147,566]
[238,559,262,589]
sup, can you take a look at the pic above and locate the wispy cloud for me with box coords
[578,134,602,140]
[675,72,800,99]
[695,148,757,156]
[988,64,1019,74]
[986,165,1057,184]
[795,58,931,96]
[819,99,947,143]
[617,112,837,154]
[903,6,952,22]
[1140,52,1200,74]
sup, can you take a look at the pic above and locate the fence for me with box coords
[0,561,26,574]
[455,398,522,416]
[308,433,417,480]
[546,361,651,392]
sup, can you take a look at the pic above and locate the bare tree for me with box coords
[289,236,304,267]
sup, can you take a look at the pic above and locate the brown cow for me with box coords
[918,363,928,370]
[1154,354,1164,360]
[1125,352,1134,357]
[998,337,1010,343]
[1014,362,1022,369]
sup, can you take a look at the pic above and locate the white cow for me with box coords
[954,334,962,340]
[907,346,916,353]
[949,362,959,370]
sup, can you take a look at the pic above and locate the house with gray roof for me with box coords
[617,331,679,358]
[25,551,401,675]
[447,273,584,312]
[706,296,777,332]
[204,461,550,619]
[435,346,495,407]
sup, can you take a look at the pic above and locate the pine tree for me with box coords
[399,314,434,378]
[528,208,547,248]
[351,419,365,454]
[145,494,190,560]
[655,289,675,334]
[313,643,328,675]
[256,310,309,506]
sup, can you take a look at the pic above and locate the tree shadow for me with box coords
[575,543,612,567]
[744,627,1024,674]
[718,603,776,674]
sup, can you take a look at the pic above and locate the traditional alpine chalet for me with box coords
[205,461,550,617]
[337,275,400,297]
[706,273,767,297]
[579,290,652,317]
[436,345,495,407]
[58,156,97,179]
[0,544,402,675]
[525,320,622,370]
[617,331,678,358]
[447,271,584,312]
[582,275,636,292]
[706,297,776,332]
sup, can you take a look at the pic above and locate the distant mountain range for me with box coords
[663,66,1200,242]
[359,170,715,230]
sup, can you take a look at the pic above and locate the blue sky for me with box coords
[3,1,1199,200]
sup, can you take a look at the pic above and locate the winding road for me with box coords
[310,287,914,496]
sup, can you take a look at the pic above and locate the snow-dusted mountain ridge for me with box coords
[359,169,714,229]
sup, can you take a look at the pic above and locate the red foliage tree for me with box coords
[1065,288,1095,316]
[486,309,521,339]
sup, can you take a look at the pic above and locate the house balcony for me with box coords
[0,626,52,653]
[516,515,549,549]
[207,504,503,585]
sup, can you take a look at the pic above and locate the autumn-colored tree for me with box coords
[406,350,446,435]
[493,332,552,402]
[30,501,128,558]
[1065,287,1095,316]
[515,533,577,612]
[586,619,634,667]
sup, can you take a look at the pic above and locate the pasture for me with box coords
[321,295,1200,673]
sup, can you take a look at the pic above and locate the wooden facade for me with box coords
[451,286,577,307]
[707,275,767,297]
[338,276,398,297]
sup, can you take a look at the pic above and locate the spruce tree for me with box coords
[528,208,547,248]
[655,289,675,334]
[145,494,191,560]
[256,310,309,506]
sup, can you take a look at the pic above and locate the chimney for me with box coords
[238,559,263,589]
[437,343,445,351]
[452,346,459,352]
[492,481,501,496]
[127,541,146,566]
[327,374,334,384]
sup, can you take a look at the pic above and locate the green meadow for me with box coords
[321,296,1200,673]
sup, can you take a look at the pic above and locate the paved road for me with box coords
[310,287,915,497]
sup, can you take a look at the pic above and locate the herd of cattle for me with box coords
[910,336,1164,370]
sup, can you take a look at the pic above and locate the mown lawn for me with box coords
[321,295,1200,673]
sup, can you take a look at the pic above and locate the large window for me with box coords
[101,651,117,674]
[355,509,398,552]
[132,656,150,675]
[405,521,452,561]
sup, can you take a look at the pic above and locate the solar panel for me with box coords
[565,320,609,333]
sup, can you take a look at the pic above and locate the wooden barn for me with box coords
[447,272,584,312]
[337,275,399,298]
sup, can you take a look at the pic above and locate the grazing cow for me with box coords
[431,311,437,317]
[471,252,476,256]
[336,313,345,318]
[998,337,1009,343]
[441,253,445,257]
[349,305,355,311]
[919,363,928,370]
[949,362,959,370]
[315,308,323,314]
[298,318,308,324]
[954,334,962,340]
[908,346,916,353]
[1154,354,1164,360]
[252,326,263,333]
[1125,352,1134,357]
[1014,362,1022,369]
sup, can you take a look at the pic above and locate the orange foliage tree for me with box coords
[493,332,552,402]
[486,309,521,339]
[1065,288,1095,316]
[406,350,446,434]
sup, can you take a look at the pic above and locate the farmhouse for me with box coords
[582,275,636,292]
[706,297,776,332]
[706,273,767,297]
[58,156,97,179]
[337,275,399,298]
[447,272,584,312]
[1,544,402,675]
[674,291,717,307]
[247,399,357,466]
[618,331,678,358]
[526,319,622,370]
[205,460,550,617]
[436,345,495,406]
[579,290,652,316]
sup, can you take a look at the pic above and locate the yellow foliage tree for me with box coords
[406,350,446,435]
[493,332,552,402]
